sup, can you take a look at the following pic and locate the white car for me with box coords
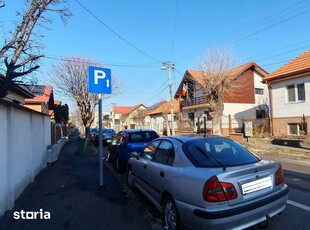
[127,135,289,230]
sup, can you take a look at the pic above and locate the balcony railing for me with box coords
[180,96,211,109]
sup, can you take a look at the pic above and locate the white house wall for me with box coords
[271,75,310,118]
[223,103,257,128]
[254,72,270,109]
[0,102,51,217]
[150,115,165,134]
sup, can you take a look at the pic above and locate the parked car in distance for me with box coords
[90,128,98,139]
[92,128,116,146]
[108,129,159,172]
[127,135,289,230]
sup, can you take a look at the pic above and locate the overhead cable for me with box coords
[74,0,162,64]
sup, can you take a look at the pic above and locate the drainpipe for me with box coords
[267,81,274,136]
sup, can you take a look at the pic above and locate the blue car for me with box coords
[107,129,159,172]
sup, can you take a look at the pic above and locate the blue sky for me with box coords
[2,0,310,111]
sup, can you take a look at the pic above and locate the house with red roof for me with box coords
[174,62,270,136]
[111,104,147,131]
[263,49,310,136]
[24,85,54,115]
[147,99,180,135]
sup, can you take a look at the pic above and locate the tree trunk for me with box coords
[212,113,222,136]
[166,119,171,136]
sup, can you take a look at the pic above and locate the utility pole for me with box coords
[161,61,175,136]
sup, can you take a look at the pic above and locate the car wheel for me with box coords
[127,167,135,189]
[163,196,180,230]
[106,150,112,162]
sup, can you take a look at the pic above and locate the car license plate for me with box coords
[242,176,272,195]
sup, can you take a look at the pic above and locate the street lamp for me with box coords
[161,61,175,136]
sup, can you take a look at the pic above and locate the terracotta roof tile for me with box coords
[113,104,146,115]
[187,62,266,81]
[264,49,310,81]
[148,99,179,115]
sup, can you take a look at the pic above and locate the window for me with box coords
[204,110,212,120]
[182,138,260,168]
[288,123,305,135]
[153,141,175,166]
[188,112,194,124]
[255,88,264,95]
[297,83,305,101]
[287,83,305,102]
[256,109,267,119]
[141,140,160,160]
[128,131,159,142]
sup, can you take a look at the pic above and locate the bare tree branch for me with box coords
[0,0,5,8]
[198,46,236,135]
[0,0,71,98]
[48,56,123,136]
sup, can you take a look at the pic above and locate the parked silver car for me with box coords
[127,135,289,230]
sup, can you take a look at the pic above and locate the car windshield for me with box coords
[182,138,261,168]
[90,128,98,133]
[102,129,115,135]
[129,131,158,143]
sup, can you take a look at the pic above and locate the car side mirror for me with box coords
[130,151,140,159]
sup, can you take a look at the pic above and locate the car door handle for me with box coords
[160,171,165,177]
[143,165,147,169]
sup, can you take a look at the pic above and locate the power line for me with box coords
[245,39,310,60]
[255,45,310,63]
[232,0,307,40]
[237,8,310,41]
[74,0,162,64]
[44,55,158,68]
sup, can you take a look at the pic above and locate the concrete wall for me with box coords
[271,75,310,136]
[271,75,310,118]
[0,99,51,217]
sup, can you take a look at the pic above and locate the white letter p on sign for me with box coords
[94,70,106,84]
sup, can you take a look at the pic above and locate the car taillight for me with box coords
[275,164,285,186]
[203,176,238,202]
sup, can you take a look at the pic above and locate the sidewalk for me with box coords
[242,137,310,161]
[0,130,154,230]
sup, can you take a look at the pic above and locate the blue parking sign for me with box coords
[89,66,112,94]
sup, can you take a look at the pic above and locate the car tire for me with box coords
[163,196,181,230]
[127,167,135,189]
[106,150,112,162]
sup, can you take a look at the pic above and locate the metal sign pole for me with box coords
[88,66,111,186]
[98,94,104,186]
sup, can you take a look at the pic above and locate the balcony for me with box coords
[180,96,211,110]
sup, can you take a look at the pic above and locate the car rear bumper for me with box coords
[176,184,289,230]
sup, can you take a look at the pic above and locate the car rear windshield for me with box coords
[102,129,115,134]
[182,138,261,168]
[129,131,158,143]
